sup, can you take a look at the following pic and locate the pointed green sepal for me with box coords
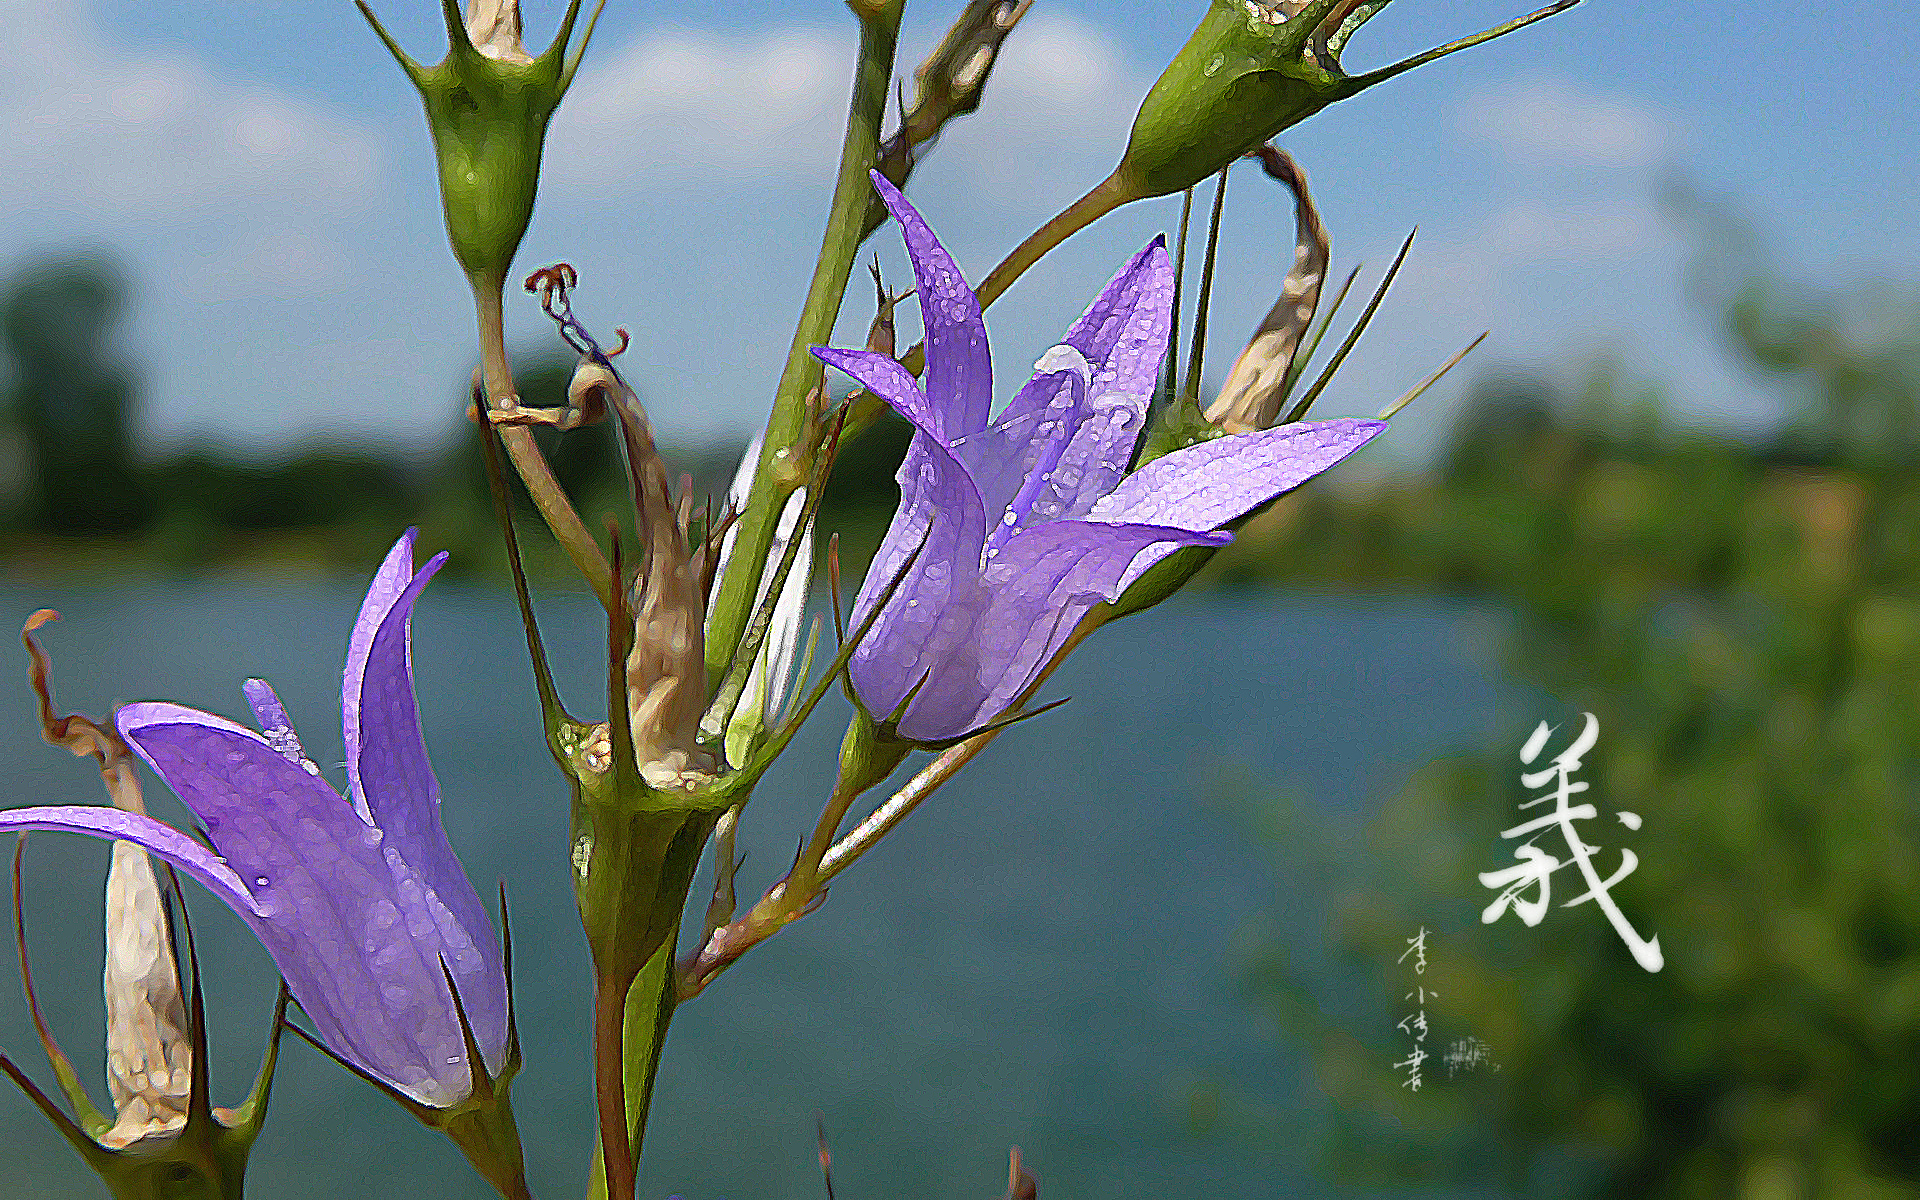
[1114,0,1579,200]
[359,0,607,286]
[12,835,113,1139]
[282,980,531,1200]
[2,871,285,1200]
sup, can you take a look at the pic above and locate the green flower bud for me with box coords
[1115,0,1577,201]
[358,0,605,286]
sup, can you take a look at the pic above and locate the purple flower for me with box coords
[813,174,1385,742]
[0,531,506,1108]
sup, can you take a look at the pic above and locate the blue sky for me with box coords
[1,0,1912,464]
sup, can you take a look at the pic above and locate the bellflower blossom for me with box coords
[0,531,507,1109]
[814,174,1384,742]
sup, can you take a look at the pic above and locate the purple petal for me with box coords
[848,431,990,721]
[868,171,991,440]
[342,530,418,823]
[0,804,258,917]
[243,678,309,767]
[951,241,1175,524]
[1089,418,1387,533]
[348,549,509,1063]
[999,239,1174,433]
[812,347,941,435]
[895,519,1226,741]
[115,702,499,1106]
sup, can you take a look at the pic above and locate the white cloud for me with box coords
[548,27,851,190]
[1459,79,1680,170]
[546,12,1143,200]
[0,0,379,228]
[1486,197,1663,263]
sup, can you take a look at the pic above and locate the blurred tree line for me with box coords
[1208,211,1920,1195]
[0,254,912,576]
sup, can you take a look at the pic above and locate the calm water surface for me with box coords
[0,580,1511,1198]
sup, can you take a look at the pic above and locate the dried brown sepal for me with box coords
[866,258,906,358]
[864,0,1033,237]
[1002,1147,1038,1200]
[22,612,142,813]
[615,380,717,789]
[1207,144,1331,433]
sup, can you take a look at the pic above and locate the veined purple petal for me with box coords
[998,239,1174,433]
[0,805,258,917]
[895,519,1227,741]
[343,530,418,823]
[244,678,310,768]
[868,171,991,440]
[951,241,1175,525]
[811,347,940,436]
[350,549,509,1067]
[1089,418,1387,533]
[849,431,990,721]
[115,702,497,1107]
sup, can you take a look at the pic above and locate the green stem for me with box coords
[584,942,679,1200]
[704,2,905,684]
[472,275,614,608]
[971,170,1136,316]
[1181,168,1229,403]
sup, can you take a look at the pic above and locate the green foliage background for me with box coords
[1211,228,1920,1196]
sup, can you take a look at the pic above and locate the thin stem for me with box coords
[680,617,1100,999]
[705,3,905,684]
[817,618,1099,883]
[975,172,1134,321]
[591,978,635,1200]
[787,724,905,909]
[584,944,678,1200]
[1162,187,1194,404]
[1181,168,1230,403]
[473,275,614,608]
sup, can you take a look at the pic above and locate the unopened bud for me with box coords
[360,0,603,285]
[1115,0,1577,201]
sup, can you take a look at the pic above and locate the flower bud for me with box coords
[1114,0,1576,201]
[359,0,603,285]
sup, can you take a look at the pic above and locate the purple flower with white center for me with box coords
[813,173,1386,742]
[0,531,507,1109]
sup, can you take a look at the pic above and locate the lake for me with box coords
[0,579,1515,1198]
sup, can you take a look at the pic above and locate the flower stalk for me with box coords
[705,0,905,684]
